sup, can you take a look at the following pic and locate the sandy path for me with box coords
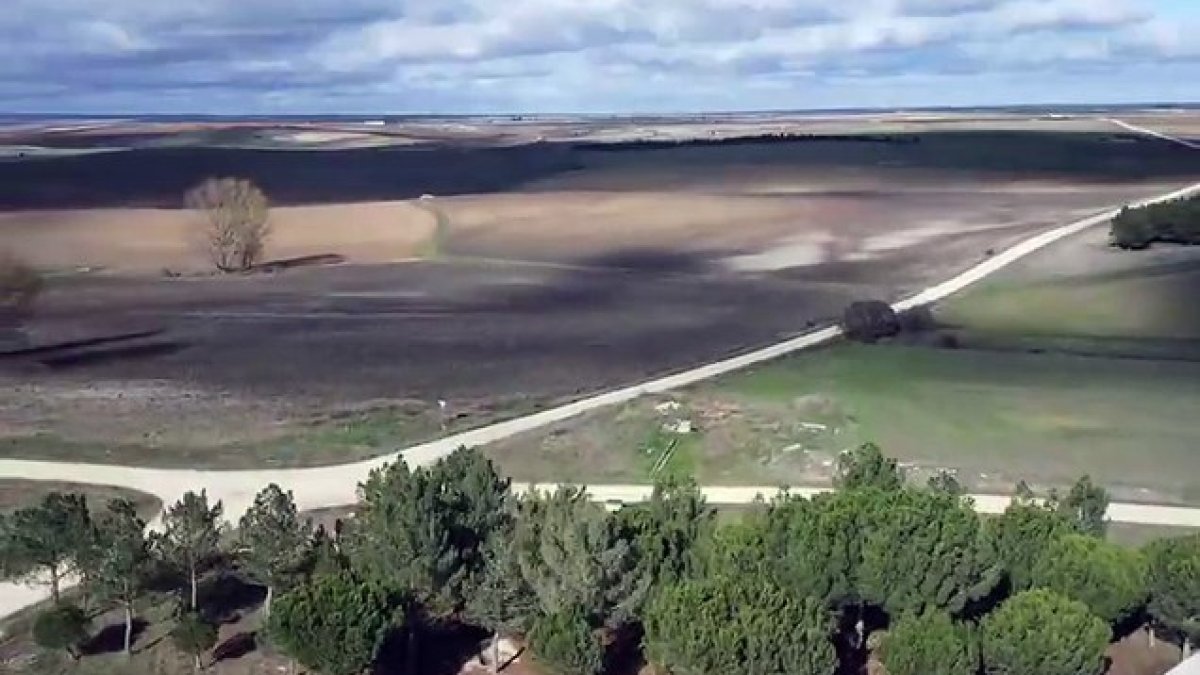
[3,177,1200,619]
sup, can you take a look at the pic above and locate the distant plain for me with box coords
[0,112,1197,469]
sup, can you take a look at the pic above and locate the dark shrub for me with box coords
[843,300,900,343]
[1111,196,1200,249]
[527,605,604,675]
[32,604,90,660]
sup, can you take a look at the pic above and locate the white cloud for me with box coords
[0,0,1193,111]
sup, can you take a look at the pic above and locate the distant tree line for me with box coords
[574,132,920,152]
[1111,195,1200,249]
[3,444,1199,674]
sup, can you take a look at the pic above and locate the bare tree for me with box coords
[0,250,41,347]
[185,178,271,272]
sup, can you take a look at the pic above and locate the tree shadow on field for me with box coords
[0,328,163,359]
[212,631,258,664]
[38,339,188,369]
[376,623,489,675]
[81,617,149,656]
[197,574,266,625]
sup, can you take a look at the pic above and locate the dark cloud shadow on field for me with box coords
[457,247,732,314]
[13,246,863,405]
[0,131,1195,210]
[0,143,580,209]
[926,254,1200,361]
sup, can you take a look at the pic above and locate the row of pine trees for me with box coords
[2,443,1198,675]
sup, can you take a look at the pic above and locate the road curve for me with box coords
[3,174,1200,620]
[1107,117,1200,151]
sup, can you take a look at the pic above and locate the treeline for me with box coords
[2,444,1199,675]
[574,133,919,151]
[1111,195,1200,249]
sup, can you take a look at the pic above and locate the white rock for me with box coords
[654,401,682,414]
[664,419,693,434]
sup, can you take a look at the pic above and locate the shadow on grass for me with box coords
[39,340,188,369]
[0,329,163,359]
[198,574,266,625]
[377,624,490,675]
[212,631,258,664]
[82,617,149,656]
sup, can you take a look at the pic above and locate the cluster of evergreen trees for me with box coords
[2,443,1199,675]
[1111,195,1200,249]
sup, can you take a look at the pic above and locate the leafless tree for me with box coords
[185,178,271,272]
[0,250,41,346]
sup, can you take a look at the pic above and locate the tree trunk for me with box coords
[190,565,198,611]
[123,603,134,655]
[406,625,419,675]
[194,653,203,672]
[490,632,501,674]
[49,567,61,605]
[1147,626,1155,649]
[264,585,273,618]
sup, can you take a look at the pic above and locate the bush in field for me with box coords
[843,300,900,343]
[1111,196,1200,249]
[185,178,271,272]
[0,250,41,326]
[32,604,91,661]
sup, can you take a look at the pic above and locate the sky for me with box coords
[1,0,1197,114]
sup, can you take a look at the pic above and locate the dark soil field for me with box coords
[0,130,1196,210]
[0,128,1196,468]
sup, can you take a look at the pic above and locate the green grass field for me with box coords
[0,396,544,469]
[486,229,1200,506]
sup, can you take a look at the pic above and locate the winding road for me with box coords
[3,121,1199,621]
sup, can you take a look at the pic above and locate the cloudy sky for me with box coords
[1,0,1197,113]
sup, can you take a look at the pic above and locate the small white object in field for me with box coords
[664,419,693,434]
[419,193,435,200]
[654,400,681,414]
[438,399,447,410]
[799,422,827,431]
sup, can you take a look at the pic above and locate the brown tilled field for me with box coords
[0,123,1196,467]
